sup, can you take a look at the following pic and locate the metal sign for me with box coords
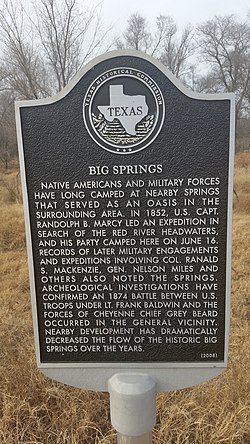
[16,50,235,392]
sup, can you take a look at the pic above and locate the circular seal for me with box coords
[83,67,165,154]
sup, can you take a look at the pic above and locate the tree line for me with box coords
[0,0,249,167]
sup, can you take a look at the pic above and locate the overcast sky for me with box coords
[96,0,249,32]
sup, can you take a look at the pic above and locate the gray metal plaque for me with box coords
[16,50,235,391]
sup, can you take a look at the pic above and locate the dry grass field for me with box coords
[0,154,249,443]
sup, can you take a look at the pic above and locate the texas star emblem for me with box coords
[83,68,165,154]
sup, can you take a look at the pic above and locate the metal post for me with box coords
[117,432,152,444]
[108,374,156,444]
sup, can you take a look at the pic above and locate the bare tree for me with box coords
[151,15,176,57]
[36,0,110,92]
[0,0,49,99]
[0,0,110,163]
[116,12,151,52]
[0,0,110,98]
[116,13,195,82]
[0,91,16,168]
[159,22,194,80]
[198,15,250,122]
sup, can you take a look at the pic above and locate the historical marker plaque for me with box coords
[16,50,235,391]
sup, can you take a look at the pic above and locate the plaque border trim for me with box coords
[15,50,235,392]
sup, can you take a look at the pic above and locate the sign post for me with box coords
[117,433,152,444]
[109,373,156,443]
[16,50,235,439]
